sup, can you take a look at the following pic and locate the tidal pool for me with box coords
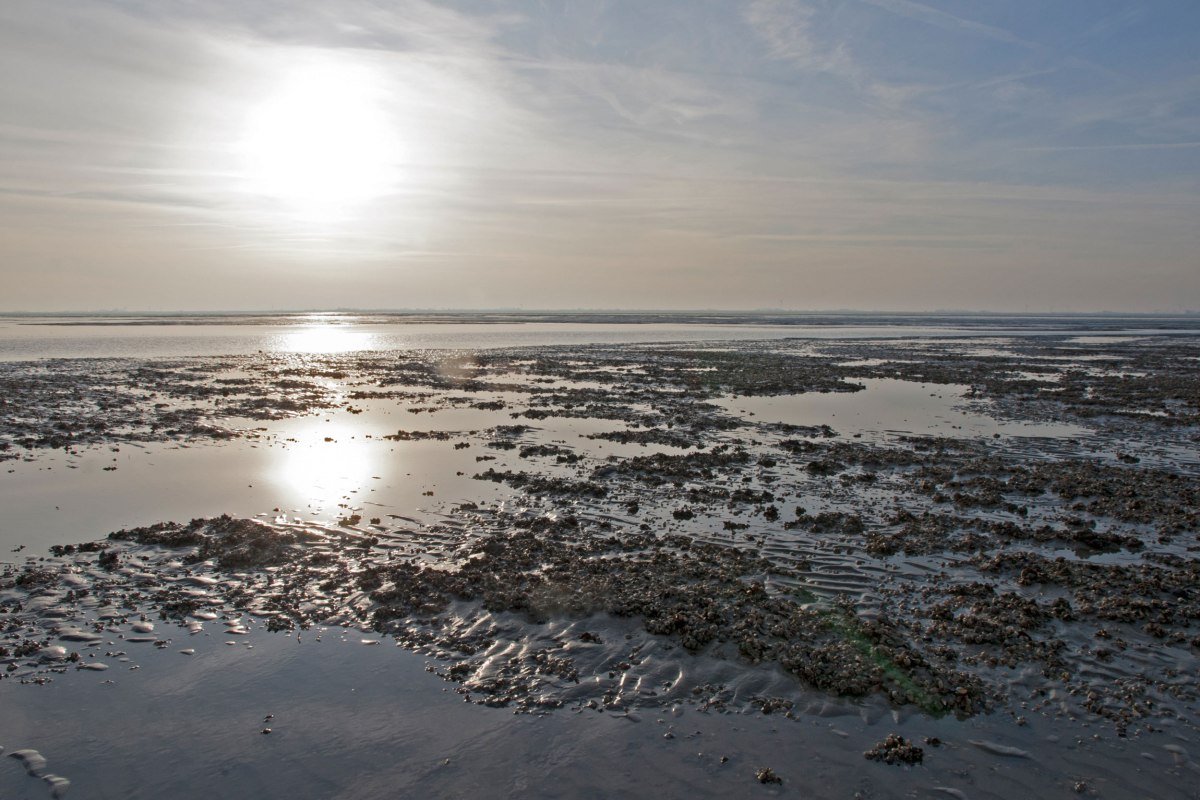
[715,378,1091,441]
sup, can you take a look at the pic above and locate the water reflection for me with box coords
[275,326,377,354]
[272,420,380,508]
[718,378,1091,440]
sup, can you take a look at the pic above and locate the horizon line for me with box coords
[1,308,1198,317]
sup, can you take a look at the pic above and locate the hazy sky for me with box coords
[2,1,1198,312]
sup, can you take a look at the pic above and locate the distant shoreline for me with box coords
[3,309,1199,329]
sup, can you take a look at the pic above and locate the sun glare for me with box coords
[238,60,401,219]
[273,420,379,507]
[278,325,376,354]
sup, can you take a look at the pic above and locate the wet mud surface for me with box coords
[2,331,1199,798]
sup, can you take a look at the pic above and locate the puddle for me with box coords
[836,359,918,368]
[1008,371,1060,382]
[0,436,490,553]
[1065,336,1150,345]
[0,393,685,553]
[715,378,1090,440]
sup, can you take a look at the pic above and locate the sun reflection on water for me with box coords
[276,326,376,354]
[271,420,380,509]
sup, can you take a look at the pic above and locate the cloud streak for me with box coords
[1020,142,1200,152]
[859,0,1039,49]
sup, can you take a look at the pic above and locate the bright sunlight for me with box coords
[238,59,401,220]
[277,324,376,354]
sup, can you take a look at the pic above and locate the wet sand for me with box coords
[2,325,1199,798]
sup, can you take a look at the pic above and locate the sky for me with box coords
[1,0,1198,313]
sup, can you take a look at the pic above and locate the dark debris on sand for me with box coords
[863,733,924,765]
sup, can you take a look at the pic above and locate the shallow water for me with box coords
[4,312,1198,361]
[0,321,821,361]
[0,389,684,553]
[3,614,1196,800]
[715,378,1091,441]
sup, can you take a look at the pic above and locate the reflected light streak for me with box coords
[277,326,376,354]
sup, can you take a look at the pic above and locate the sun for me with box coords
[238,60,401,219]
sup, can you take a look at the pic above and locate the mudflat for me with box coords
[2,322,1199,798]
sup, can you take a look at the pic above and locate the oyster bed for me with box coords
[2,331,1200,798]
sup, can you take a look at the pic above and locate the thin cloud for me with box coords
[1021,142,1200,152]
[858,0,1039,50]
